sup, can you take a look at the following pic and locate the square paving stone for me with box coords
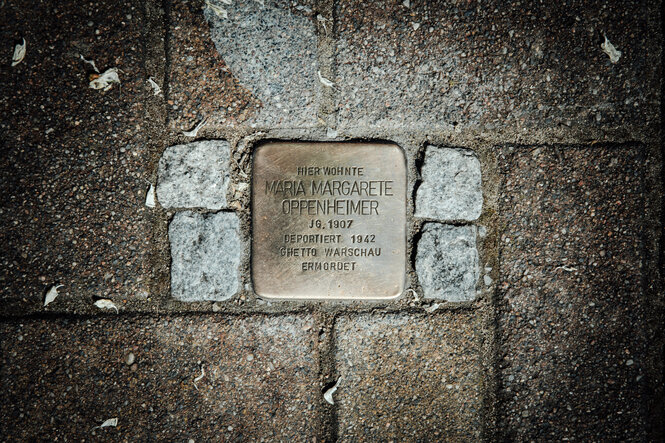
[0,0,151,308]
[168,0,319,131]
[335,312,484,441]
[335,0,660,131]
[0,314,320,441]
[498,144,655,441]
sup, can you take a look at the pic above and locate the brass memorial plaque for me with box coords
[252,142,406,300]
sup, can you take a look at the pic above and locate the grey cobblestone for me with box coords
[415,223,479,301]
[157,140,231,210]
[169,211,241,301]
[415,147,482,221]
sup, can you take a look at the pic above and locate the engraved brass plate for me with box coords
[252,142,406,299]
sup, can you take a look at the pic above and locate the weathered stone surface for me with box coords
[498,145,657,441]
[335,1,660,132]
[157,140,230,210]
[335,312,483,441]
[415,146,482,221]
[415,223,479,301]
[202,0,319,128]
[0,0,151,308]
[169,211,241,301]
[167,0,260,132]
[0,315,319,441]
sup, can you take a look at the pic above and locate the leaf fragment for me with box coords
[98,417,118,428]
[79,54,100,73]
[94,299,119,313]
[12,38,26,67]
[317,70,334,88]
[147,77,162,96]
[601,35,621,63]
[182,117,207,137]
[44,284,64,307]
[317,14,330,33]
[406,288,419,302]
[323,378,340,405]
[89,68,120,91]
[193,365,205,390]
[205,1,228,18]
[145,184,156,208]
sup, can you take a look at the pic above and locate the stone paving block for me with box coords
[169,211,241,301]
[0,314,319,441]
[0,0,151,305]
[415,223,479,301]
[335,312,483,441]
[168,0,319,130]
[335,1,659,131]
[167,0,260,131]
[498,145,653,440]
[415,146,482,221]
[157,140,231,209]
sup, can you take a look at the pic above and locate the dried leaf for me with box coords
[323,378,340,405]
[182,117,207,137]
[317,70,334,88]
[601,35,621,63]
[145,184,156,208]
[147,77,162,96]
[44,284,64,307]
[12,38,26,67]
[89,68,120,91]
[406,288,419,302]
[194,366,205,382]
[206,1,228,18]
[193,365,205,390]
[317,14,330,33]
[94,299,119,313]
[79,54,99,73]
[424,302,441,313]
[98,417,118,428]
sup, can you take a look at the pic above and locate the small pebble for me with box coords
[126,352,135,365]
